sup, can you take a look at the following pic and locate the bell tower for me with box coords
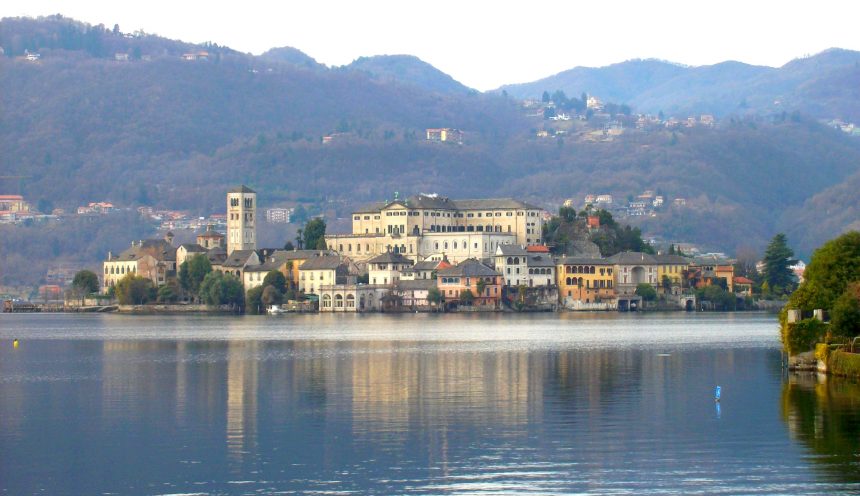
[227,185,256,254]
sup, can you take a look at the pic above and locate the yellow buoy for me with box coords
[13,339,19,348]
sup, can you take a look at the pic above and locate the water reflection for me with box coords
[781,373,860,483]
[3,313,860,494]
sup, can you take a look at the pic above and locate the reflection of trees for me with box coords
[781,374,860,483]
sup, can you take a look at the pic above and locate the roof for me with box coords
[451,198,540,210]
[179,244,207,253]
[244,260,283,273]
[414,259,450,271]
[437,259,500,277]
[353,201,388,214]
[353,194,542,214]
[229,185,256,194]
[270,249,335,262]
[653,254,690,265]
[526,254,556,267]
[559,257,613,265]
[111,239,176,262]
[606,252,658,265]
[221,250,258,268]
[734,276,754,284]
[496,244,529,256]
[367,252,413,265]
[206,247,227,264]
[526,245,550,253]
[395,279,437,291]
[299,255,344,270]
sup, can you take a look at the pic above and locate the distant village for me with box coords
[1,184,809,314]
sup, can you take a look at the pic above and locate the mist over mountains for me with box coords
[1,14,859,267]
[498,49,860,122]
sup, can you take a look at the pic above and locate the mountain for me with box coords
[258,46,324,71]
[345,54,474,95]
[498,49,860,122]
[500,59,688,105]
[0,15,859,286]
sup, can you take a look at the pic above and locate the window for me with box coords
[506,212,513,216]
[354,216,360,221]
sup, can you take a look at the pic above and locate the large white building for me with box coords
[326,193,546,264]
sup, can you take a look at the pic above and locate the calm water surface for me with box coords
[1,312,859,495]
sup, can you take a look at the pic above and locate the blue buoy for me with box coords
[714,385,721,402]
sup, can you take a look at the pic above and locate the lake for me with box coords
[1,312,859,494]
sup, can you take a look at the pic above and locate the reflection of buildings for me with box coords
[226,342,258,467]
[348,343,544,438]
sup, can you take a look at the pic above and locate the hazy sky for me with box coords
[4,1,859,90]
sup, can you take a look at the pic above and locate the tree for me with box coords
[115,274,153,305]
[762,233,797,296]
[246,286,265,315]
[302,218,327,251]
[261,285,284,307]
[698,285,736,310]
[427,287,442,307]
[459,289,475,305]
[179,254,212,300]
[157,284,178,303]
[476,278,487,297]
[199,272,244,309]
[263,270,287,293]
[541,91,550,103]
[71,270,99,297]
[830,282,860,341]
[283,241,295,251]
[559,206,576,222]
[635,283,657,302]
[661,275,672,294]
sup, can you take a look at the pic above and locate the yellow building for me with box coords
[653,254,690,295]
[557,257,616,307]
[326,193,545,264]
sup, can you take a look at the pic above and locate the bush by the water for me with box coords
[782,318,828,356]
[781,231,860,353]
[828,351,860,379]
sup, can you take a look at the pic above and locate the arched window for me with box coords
[590,266,596,274]
[513,257,519,264]
[335,294,343,308]
[444,242,449,250]
[578,277,584,286]
[566,277,572,285]
[507,257,513,265]
[346,294,355,308]
[322,294,331,308]
[401,244,406,253]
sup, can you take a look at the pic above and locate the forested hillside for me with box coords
[1,14,859,283]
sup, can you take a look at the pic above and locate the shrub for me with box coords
[829,351,860,379]
[782,318,828,356]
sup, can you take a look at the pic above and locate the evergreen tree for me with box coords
[71,270,99,295]
[302,218,326,251]
[762,233,797,296]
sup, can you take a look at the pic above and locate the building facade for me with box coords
[326,194,545,264]
[557,257,616,307]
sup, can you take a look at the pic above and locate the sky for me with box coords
[3,0,860,91]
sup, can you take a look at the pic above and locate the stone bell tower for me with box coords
[226,185,256,254]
